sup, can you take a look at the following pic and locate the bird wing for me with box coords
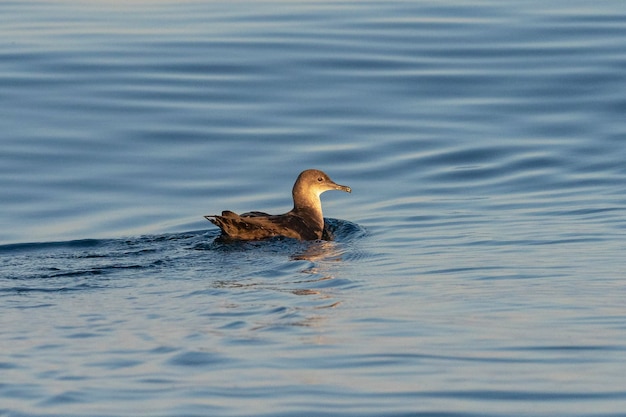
[205,212,319,240]
[240,211,271,217]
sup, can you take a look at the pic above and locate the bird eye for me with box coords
[317,177,323,182]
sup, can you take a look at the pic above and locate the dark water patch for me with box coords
[0,362,20,370]
[420,389,626,402]
[257,413,489,417]
[0,238,106,254]
[0,382,44,400]
[167,350,232,368]
[65,332,100,340]
[538,206,625,217]
[149,346,179,355]
[286,351,575,370]
[10,303,55,309]
[324,218,368,242]
[87,358,143,370]
[4,280,87,297]
[37,391,87,407]
[503,344,625,353]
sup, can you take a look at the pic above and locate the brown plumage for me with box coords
[205,169,351,241]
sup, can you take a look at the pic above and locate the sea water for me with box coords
[1,1,626,416]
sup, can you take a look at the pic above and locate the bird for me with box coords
[205,169,351,241]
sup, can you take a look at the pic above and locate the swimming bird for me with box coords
[205,169,351,241]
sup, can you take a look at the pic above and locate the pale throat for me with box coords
[292,187,324,222]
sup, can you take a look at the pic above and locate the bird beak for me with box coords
[334,183,351,193]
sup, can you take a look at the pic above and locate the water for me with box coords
[2,0,626,416]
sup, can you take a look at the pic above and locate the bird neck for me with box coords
[292,188,324,229]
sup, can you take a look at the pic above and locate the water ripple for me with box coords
[2,1,626,416]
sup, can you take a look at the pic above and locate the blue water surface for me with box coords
[1,1,626,416]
